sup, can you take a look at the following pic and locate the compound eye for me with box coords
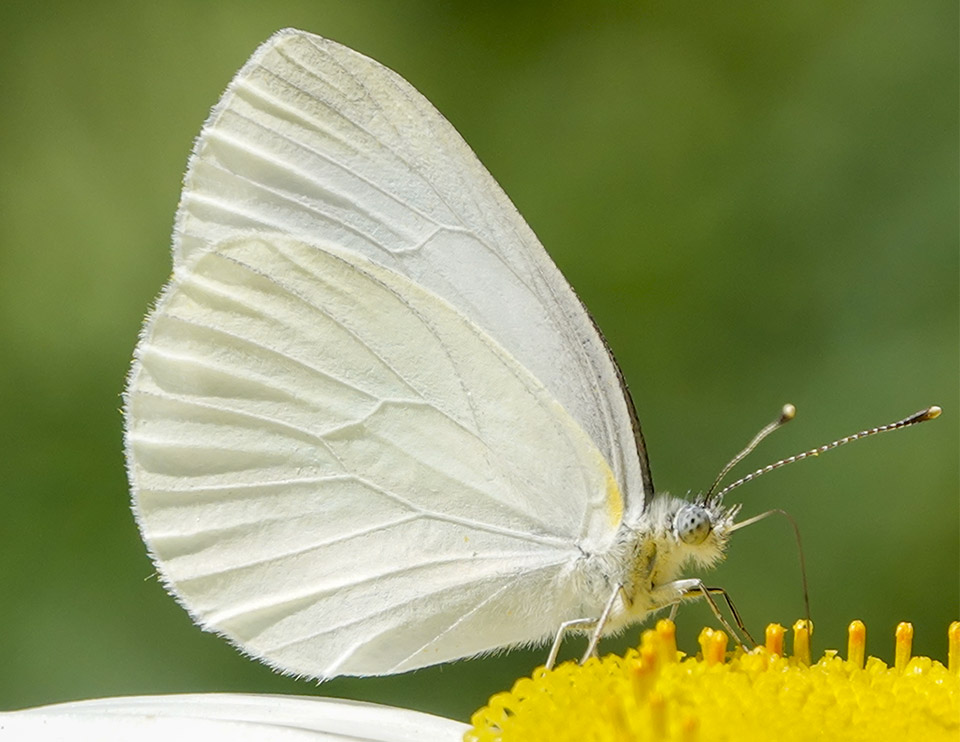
[675,504,712,545]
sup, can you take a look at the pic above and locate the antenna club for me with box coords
[923,405,942,421]
[780,404,797,423]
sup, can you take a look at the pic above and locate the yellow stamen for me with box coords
[847,619,866,669]
[765,622,785,656]
[656,618,678,664]
[631,660,656,705]
[606,696,630,740]
[649,691,667,738]
[792,619,812,665]
[696,627,712,661]
[895,621,914,672]
[949,621,960,674]
[698,627,727,665]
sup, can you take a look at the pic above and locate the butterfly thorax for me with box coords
[580,493,739,633]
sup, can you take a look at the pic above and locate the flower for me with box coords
[467,619,960,742]
[0,693,468,741]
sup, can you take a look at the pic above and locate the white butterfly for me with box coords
[123,28,876,680]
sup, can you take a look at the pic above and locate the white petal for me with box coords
[0,693,467,742]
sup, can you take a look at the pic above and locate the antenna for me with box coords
[701,403,796,504]
[708,405,941,507]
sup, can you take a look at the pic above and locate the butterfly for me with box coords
[124,28,938,680]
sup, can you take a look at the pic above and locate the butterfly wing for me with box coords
[126,235,622,677]
[174,29,651,508]
[126,29,650,678]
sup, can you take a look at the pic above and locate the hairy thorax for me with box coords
[574,492,737,635]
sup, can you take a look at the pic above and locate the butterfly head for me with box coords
[665,495,740,569]
[621,492,739,582]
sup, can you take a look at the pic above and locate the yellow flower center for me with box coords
[466,619,960,742]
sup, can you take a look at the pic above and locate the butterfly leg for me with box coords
[579,582,626,663]
[545,582,627,669]
[657,578,756,649]
[545,617,596,669]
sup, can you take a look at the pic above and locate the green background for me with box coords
[0,0,956,725]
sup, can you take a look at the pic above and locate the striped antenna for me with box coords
[708,405,941,506]
[701,403,796,505]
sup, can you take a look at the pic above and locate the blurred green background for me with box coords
[0,0,956,724]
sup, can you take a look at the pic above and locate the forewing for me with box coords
[126,236,621,677]
[175,28,650,510]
